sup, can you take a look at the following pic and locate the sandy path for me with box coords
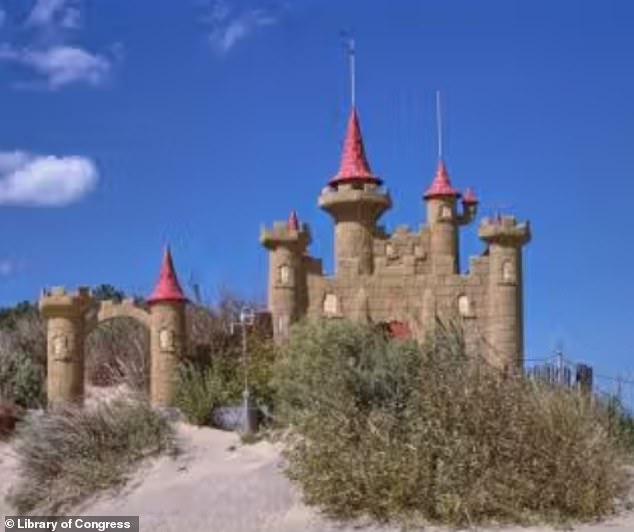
[3,425,634,532]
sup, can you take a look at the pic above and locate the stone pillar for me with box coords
[149,301,186,406]
[39,287,93,406]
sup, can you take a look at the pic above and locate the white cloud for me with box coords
[0,45,111,89]
[0,151,98,206]
[206,1,277,54]
[27,0,81,30]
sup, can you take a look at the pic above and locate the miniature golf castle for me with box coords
[261,106,531,371]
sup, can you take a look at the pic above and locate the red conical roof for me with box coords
[329,107,382,186]
[424,159,461,200]
[288,210,299,231]
[148,246,187,304]
[462,187,478,205]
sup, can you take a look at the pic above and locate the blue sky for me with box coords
[0,0,633,379]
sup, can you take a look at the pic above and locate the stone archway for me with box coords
[38,247,188,407]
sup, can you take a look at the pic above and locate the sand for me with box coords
[2,423,634,532]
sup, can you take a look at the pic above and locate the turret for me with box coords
[424,160,478,274]
[318,107,391,276]
[479,215,531,371]
[147,246,188,406]
[260,210,311,339]
[39,286,94,405]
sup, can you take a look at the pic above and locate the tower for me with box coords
[423,159,462,274]
[147,246,188,406]
[39,287,93,405]
[260,210,311,338]
[318,107,391,275]
[479,215,531,370]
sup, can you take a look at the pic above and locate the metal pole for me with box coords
[241,314,250,434]
[556,349,564,387]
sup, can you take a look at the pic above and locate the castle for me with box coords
[261,106,531,371]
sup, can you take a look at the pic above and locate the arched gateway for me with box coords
[39,247,188,407]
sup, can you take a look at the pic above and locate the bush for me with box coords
[6,399,179,514]
[274,320,630,527]
[174,334,277,427]
[0,349,46,409]
[173,360,241,426]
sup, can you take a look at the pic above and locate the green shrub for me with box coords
[274,320,629,527]
[174,334,278,427]
[173,360,240,425]
[6,399,178,514]
[0,349,45,409]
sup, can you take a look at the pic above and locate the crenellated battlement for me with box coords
[479,215,531,246]
[39,286,94,318]
[260,221,311,250]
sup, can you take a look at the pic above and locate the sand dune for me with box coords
[2,424,634,532]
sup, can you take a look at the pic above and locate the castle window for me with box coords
[279,264,290,284]
[502,260,515,283]
[159,328,176,352]
[439,205,453,220]
[323,293,338,316]
[458,295,471,317]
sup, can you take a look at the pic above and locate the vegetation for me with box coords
[6,399,179,514]
[0,301,46,410]
[273,319,630,527]
[174,326,277,427]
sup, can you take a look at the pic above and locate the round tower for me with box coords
[318,107,391,276]
[423,159,462,274]
[39,287,94,405]
[478,215,531,371]
[260,210,311,339]
[147,246,188,406]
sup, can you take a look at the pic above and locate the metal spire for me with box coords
[348,37,356,107]
[436,90,443,160]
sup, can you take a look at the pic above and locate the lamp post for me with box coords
[239,306,256,434]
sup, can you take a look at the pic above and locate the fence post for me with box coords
[556,349,564,386]
[575,364,593,395]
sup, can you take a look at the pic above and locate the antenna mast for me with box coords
[348,37,356,107]
[436,90,443,160]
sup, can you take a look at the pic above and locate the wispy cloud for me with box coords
[0,44,111,89]
[0,8,6,28]
[0,259,17,277]
[205,1,278,54]
[0,151,98,206]
[27,0,82,31]
[0,1,117,90]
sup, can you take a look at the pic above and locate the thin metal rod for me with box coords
[349,37,356,107]
[436,90,443,159]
